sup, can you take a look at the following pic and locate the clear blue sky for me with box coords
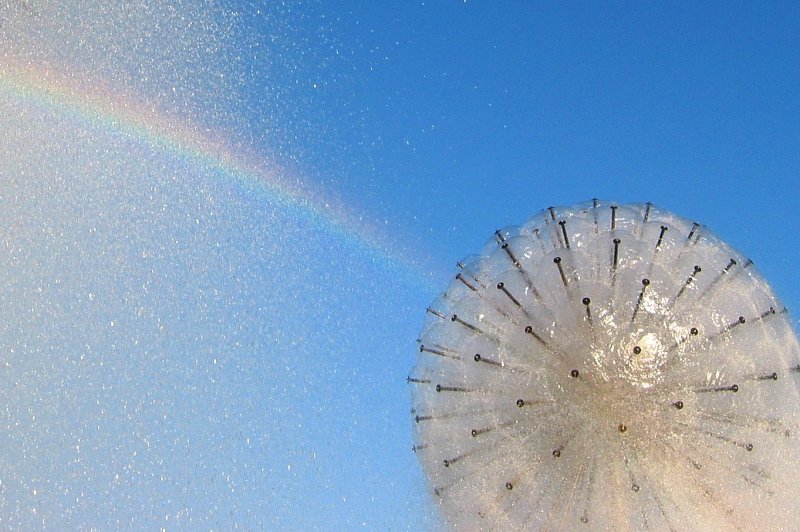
[1,2,799,530]
[256,1,800,303]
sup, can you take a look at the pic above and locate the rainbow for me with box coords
[0,61,437,288]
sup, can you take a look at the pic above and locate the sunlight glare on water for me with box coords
[0,2,432,529]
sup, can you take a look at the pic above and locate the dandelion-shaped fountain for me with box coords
[409,200,800,530]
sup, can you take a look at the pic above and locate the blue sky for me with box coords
[266,1,800,298]
[1,1,799,530]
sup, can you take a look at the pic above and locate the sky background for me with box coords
[0,1,799,530]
